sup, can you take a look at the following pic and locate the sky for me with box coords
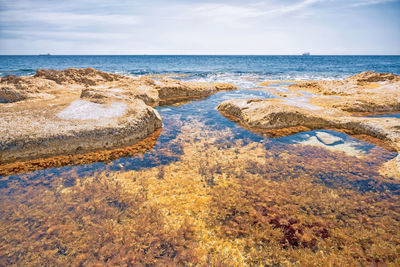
[0,0,399,55]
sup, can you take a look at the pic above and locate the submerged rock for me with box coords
[315,132,343,145]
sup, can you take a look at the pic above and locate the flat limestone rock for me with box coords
[217,99,331,129]
[0,98,162,164]
[288,71,400,113]
[380,154,400,180]
[57,100,128,120]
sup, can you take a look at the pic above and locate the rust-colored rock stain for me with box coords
[0,129,162,176]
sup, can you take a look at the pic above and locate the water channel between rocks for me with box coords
[1,82,398,193]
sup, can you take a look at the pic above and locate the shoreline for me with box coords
[1,68,399,177]
[0,68,237,172]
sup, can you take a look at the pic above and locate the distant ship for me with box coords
[302,52,310,56]
[39,53,51,56]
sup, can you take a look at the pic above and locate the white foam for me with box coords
[57,100,127,120]
[182,72,348,90]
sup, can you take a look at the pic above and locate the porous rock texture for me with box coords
[0,68,237,164]
[289,71,400,113]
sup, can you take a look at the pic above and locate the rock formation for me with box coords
[219,71,400,177]
[0,68,237,165]
[289,71,400,113]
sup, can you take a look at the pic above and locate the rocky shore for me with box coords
[218,71,400,177]
[0,68,237,167]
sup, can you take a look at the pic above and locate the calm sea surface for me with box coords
[1,55,400,81]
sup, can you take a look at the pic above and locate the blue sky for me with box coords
[0,0,399,55]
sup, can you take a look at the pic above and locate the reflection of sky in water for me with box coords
[365,113,400,119]
[277,130,376,156]
[1,84,398,189]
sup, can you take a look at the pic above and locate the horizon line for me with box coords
[1,54,400,56]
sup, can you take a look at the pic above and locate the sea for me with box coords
[1,55,400,84]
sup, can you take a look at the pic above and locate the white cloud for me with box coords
[192,4,266,19]
[0,0,399,54]
[351,0,398,7]
[265,0,323,17]
[0,11,142,27]
[191,0,323,19]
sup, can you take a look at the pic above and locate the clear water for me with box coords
[1,56,400,265]
[366,113,400,119]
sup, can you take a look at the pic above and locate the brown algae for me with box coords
[0,121,399,266]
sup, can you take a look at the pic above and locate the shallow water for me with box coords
[366,113,400,119]
[1,56,400,265]
[2,86,397,187]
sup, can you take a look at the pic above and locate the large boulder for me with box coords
[218,99,330,129]
[156,78,238,104]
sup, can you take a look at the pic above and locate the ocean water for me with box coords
[1,56,400,265]
[1,55,400,84]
